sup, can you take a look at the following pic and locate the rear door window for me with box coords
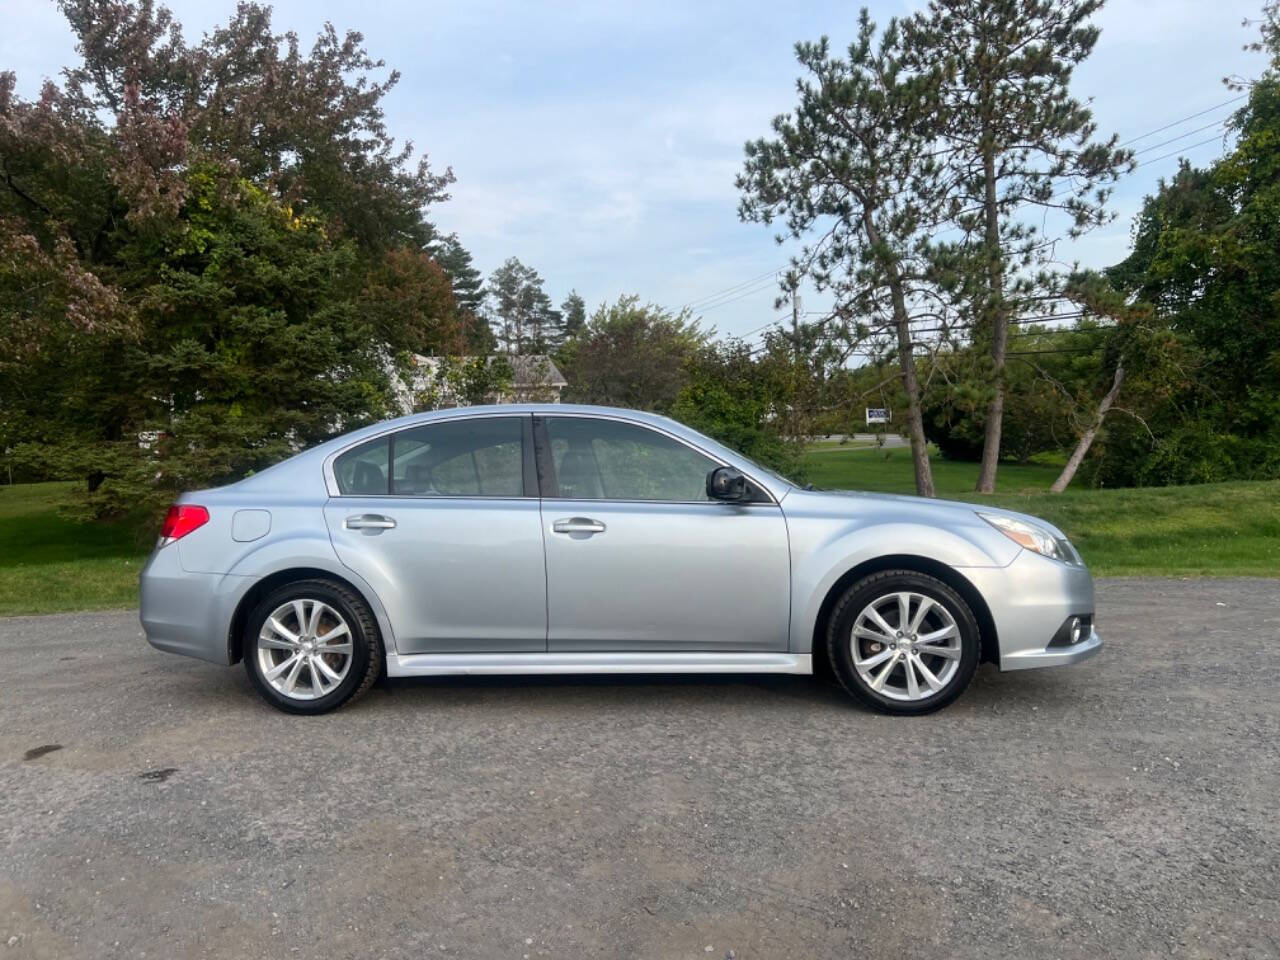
[391,417,526,497]
[333,437,390,495]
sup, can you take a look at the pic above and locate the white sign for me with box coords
[865,407,891,424]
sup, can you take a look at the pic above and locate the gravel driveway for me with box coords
[1,578,1277,960]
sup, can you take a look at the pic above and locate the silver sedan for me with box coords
[140,404,1101,715]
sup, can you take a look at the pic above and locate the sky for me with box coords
[2,0,1271,343]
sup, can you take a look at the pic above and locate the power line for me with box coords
[740,316,787,339]
[1131,117,1231,158]
[1013,314,1098,328]
[1117,93,1245,147]
[853,318,1107,342]
[735,309,1103,359]
[1051,128,1229,201]
[741,314,1114,360]
[722,316,789,344]
[1044,96,1243,199]
[681,269,779,309]
[684,95,1245,321]
[680,268,781,312]
[1133,132,1228,170]
[695,277,785,313]
[803,307,1087,326]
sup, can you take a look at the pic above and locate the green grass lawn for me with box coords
[1,455,1276,616]
[803,446,1280,577]
[0,482,148,616]
[804,444,1065,494]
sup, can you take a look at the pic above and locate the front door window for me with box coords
[544,417,715,501]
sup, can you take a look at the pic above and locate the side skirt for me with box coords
[386,651,813,678]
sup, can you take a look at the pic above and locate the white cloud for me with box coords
[1,0,1270,338]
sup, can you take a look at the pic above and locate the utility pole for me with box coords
[788,281,803,444]
[791,290,802,362]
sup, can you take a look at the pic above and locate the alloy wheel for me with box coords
[256,599,354,701]
[850,591,963,702]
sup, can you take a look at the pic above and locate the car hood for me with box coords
[793,487,1070,540]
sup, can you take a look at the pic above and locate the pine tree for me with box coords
[486,257,562,354]
[426,231,493,352]
[738,11,948,497]
[904,0,1131,492]
[560,290,587,339]
[429,232,485,316]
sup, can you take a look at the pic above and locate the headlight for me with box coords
[978,512,1070,563]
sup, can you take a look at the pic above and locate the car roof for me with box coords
[319,403,700,446]
[232,404,792,501]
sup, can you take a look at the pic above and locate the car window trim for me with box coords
[520,415,538,497]
[533,413,777,506]
[532,416,557,497]
[326,413,538,500]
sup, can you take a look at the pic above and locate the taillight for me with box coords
[160,504,209,544]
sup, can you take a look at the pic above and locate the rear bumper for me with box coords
[139,544,252,665]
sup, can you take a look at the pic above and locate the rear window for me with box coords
[333,437,390,495]
[332,417,527,497]
[391,418,524,496]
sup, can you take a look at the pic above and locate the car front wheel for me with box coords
[827,570,980,715]
[243,578,382,715]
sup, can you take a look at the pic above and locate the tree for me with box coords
[924,333,1073,465]
[1242,1,1279,64]
[558,296,706,411]
[11,167,425,518]
[0,3,465,521]
[738,12,949,496]
[905,0,1131,492]
[408,355,513,410]
[1039,275,1152,491]
[0,215,136,480]
[674,336,809,481]
[429,232,485,315]
[560,290,587,339]
[486,257,562,353]
[55,0,454,252]
[360,246,464,356]
[1097,27,1280,485]
[426,231,491,351]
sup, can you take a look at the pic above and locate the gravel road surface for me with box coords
[1,578,1277,959]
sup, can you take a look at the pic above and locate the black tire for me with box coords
[826,569,980,715]
[243,578,382,715]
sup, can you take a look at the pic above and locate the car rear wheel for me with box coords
[826,570,980,715]
[244,578,382,715]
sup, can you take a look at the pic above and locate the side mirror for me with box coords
[706,466,747,501]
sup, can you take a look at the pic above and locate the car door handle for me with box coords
[345,514,396,530]
[552,517,606,535]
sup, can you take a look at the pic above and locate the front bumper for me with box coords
[999,625,1102,671]
[961,548,1102,671]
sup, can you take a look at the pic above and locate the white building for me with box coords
[391,354,568,415]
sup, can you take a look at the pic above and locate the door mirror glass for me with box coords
[706,466,746,501]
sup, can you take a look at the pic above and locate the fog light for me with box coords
[1069,617,1084,645]
[1049,614,1092,648]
